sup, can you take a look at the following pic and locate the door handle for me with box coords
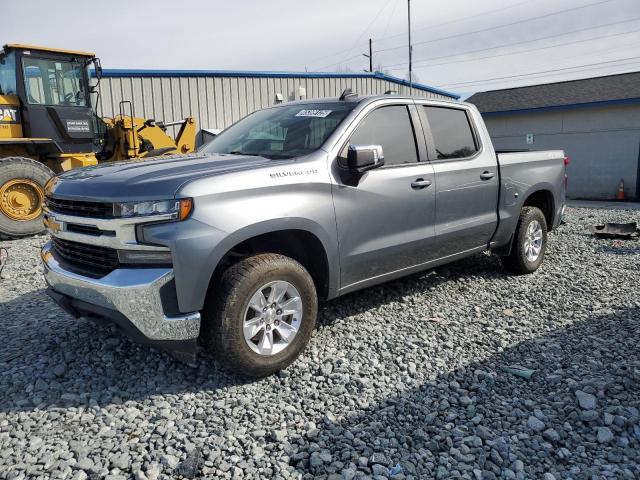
[411,178,432,189]
[480,171,495,180]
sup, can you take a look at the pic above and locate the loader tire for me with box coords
[0,157,54,240]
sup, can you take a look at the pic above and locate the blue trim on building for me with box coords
[93,68,459,99]
[481,97,640,116]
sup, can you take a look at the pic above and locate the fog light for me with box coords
[117,250,172,265]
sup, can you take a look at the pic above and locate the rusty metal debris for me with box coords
[588,222,638,239]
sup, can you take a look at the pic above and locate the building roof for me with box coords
[466,71,640,114]
[95,69,459,99]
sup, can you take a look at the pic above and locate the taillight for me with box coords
[563,157,570,189]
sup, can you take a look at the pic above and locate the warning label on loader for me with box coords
[66,119,91,133]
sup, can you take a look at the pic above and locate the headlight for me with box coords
[114,198,193,221]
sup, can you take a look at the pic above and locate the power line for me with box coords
[381,19,640,70]
[450,62,640,91]
[336,0,394,67]
[373,0,617,54]
[435,55,640,88]
[376,0,536,42]
[309,0,629,74]
[380,0,400,40]
[383,16,640,68]
[309,0,557,70]
[318,53,367,71]
[305,0,394,68]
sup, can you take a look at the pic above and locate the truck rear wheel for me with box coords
[0,157,54,240]
[500,206,548,274]
[202,253,318,377]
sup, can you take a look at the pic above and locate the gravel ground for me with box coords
[0,206,639,480]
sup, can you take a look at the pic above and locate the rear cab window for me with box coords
[423,106,478,160]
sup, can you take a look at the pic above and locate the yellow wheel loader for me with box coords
[0,44,196,239]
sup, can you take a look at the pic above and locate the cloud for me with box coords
[3,0,639,94]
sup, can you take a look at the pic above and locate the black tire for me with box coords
[0,157,54,240]
[500,206,548,275]
[202,253,318,377]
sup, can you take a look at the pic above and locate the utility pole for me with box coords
[363,38,373,73]
[408,0,413,91]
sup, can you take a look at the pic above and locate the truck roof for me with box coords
[278,94,464,108]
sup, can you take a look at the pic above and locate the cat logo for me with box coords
[0,107,19,124]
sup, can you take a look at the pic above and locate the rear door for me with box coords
[330,102,436,289]
[418,104,499,259]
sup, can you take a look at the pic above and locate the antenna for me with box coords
[408,0,413,91]
[339,88,358,100]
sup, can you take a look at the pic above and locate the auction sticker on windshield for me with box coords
[295,110,332,118]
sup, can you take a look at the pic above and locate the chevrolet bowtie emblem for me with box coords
[43,216,62,233]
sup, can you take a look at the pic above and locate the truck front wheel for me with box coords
[500,206,548,274]
[202,253,318,377]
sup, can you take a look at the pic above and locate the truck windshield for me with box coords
[200,102,356,159]
[22,57,88,107]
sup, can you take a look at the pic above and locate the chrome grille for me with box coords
[46,197,114,218]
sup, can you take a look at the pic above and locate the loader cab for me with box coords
[1,44,101,154]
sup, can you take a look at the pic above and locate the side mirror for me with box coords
[338,144,384,172]
[93,58,103,80]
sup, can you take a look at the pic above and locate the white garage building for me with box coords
[468,72,640,200]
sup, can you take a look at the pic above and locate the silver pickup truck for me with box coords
[41,93,566,376]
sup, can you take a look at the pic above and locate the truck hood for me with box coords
[49,153,287,201]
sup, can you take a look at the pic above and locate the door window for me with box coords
[22,57,88,107]
[349,105,418,165]
[0,51,17,95]
[423,106,478,160]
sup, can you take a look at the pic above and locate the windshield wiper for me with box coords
[225,151,292,160]
[228,151,260,156]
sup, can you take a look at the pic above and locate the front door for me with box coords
[331,104,436,289]
[18,53,95,154]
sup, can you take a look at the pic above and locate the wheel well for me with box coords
[212,230,330,299]
[523,190,555,230]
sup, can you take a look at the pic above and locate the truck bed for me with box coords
[491,149,566,250]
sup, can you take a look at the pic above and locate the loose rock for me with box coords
[1,207,639,479]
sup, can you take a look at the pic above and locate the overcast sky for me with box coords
[4,0,640,98]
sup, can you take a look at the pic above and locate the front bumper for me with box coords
[41,242,201,356]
